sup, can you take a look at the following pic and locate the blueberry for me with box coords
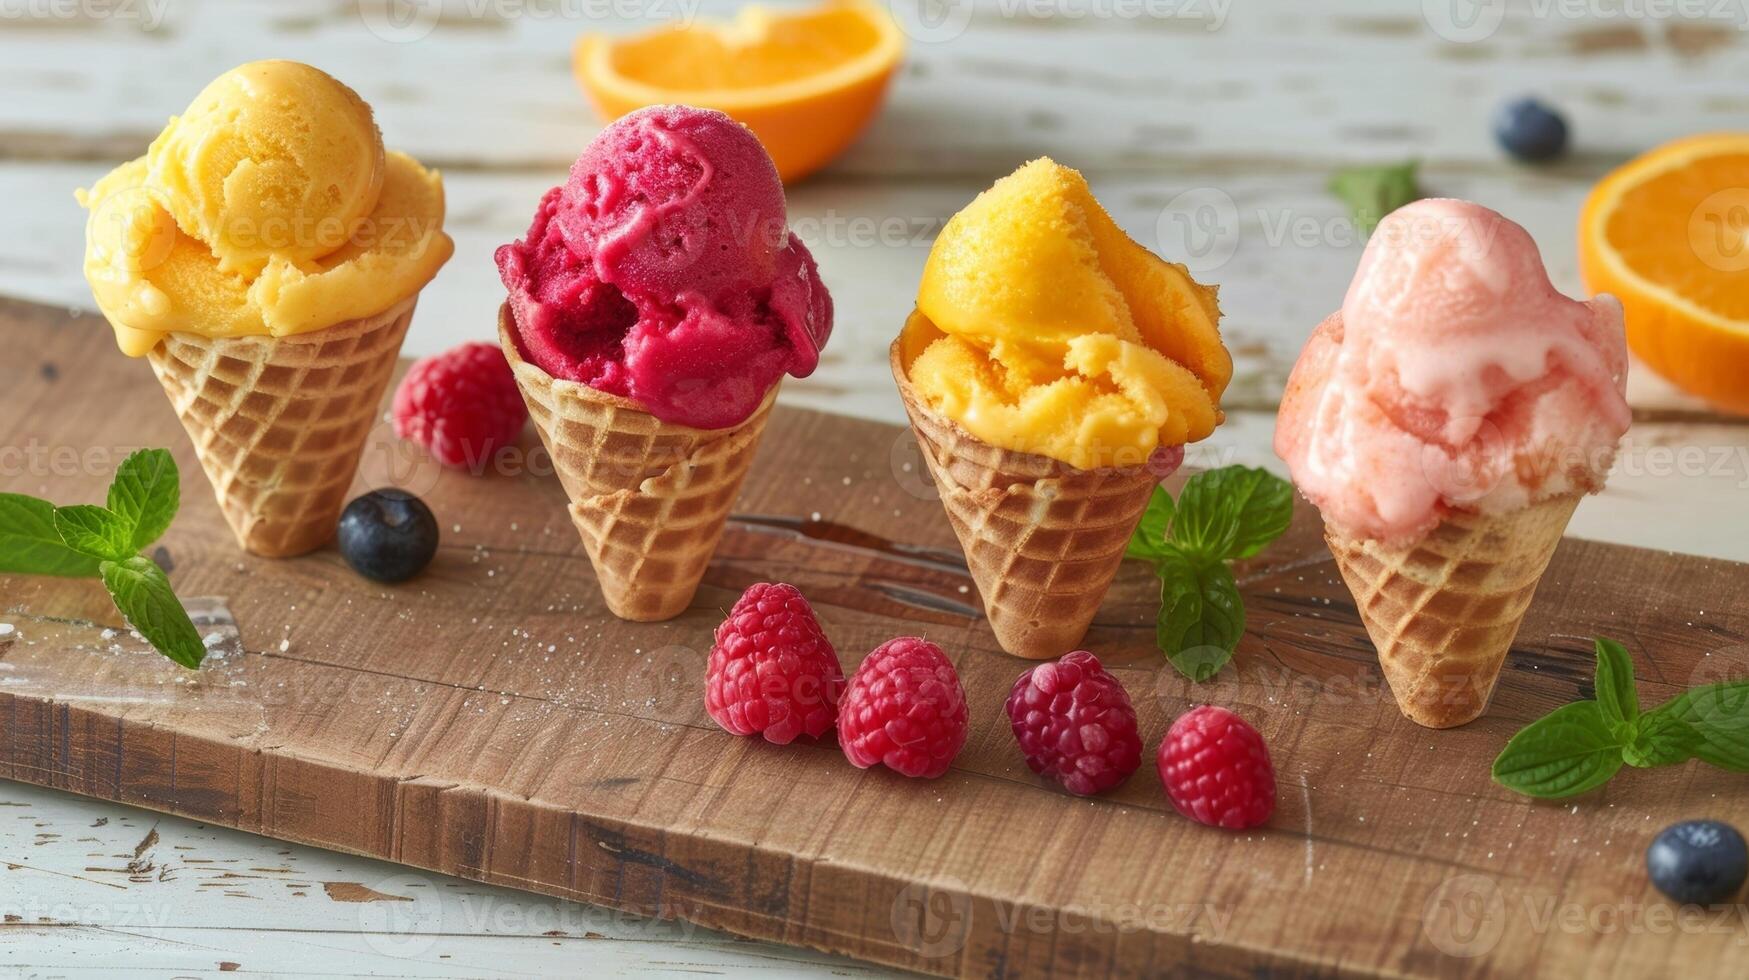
[1647,820,1748,906]
[1494,97,1569,163]
[337,489,439,584]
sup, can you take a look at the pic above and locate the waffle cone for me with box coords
[146,296,417,558]
[1325,494,1580,728]
[498,306,773,622]
[890,340,1158,659]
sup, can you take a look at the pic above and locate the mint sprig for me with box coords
[107,447,179,551]
[99,556,203,669]
[1328,159,1421,234]
[1492,700,1624,799]
[53,504,137,561]
[1492,638,1749,799]
[0,449,204,669]
[1125,466,1294,681]
[0,494,103,577]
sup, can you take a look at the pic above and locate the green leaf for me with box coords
[1328,160,1421,235]
[107,448,178,551]
[1156,554,1244,682]
[1167,475,1242,561]
[1130,466,1295,681]
[1644,680,1749,772]
[98,556,204,669]
[1622,711,1704,769]
[1185,466,1294,561]
[1492,701,1626,799]
[0,493,102,577]
[1593,637,1640,730]
[1124,487,1176,563]
[52,505,136,562]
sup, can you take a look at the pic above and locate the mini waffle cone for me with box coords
[1325,493,1581,729]
[890,340,1159,659]
[498,305,774,622]
[146,296,417,558]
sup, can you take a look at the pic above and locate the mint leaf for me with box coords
[1124,487,1175,563]
[1494,638,1749,799]
[0,493,102,577]
[1492,701,1625,799]
[1125,466,1296,682]
[1329,160,1421,235]
[98,556,204,669]
[5,447,200,670]
[1167,478,1241,560]
[1593,637,1639,730]
[52,505,136,561]
[1183,466,1293,560]
[1623,711,1704,769]
[1645,680,1749,772]
[107,448,178,551]
[1156,554,1244,682]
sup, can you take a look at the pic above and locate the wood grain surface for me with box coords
[3,300,1748,978]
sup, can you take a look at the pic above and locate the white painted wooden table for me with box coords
[3,0,1747,975]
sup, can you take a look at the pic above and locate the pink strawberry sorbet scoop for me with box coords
[496,104,832,430]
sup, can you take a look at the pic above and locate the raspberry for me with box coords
[705,583,843,744]
[393,342,528,470]
[1157,706,1276,829]
[1005,651,1141,796]
[839,637,967,779]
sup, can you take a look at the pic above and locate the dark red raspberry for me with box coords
[393,342,528,470]
[1157,706,1276,829]
[705,583,843,744]
[1005,651,1141,796]
[839,637,967,779]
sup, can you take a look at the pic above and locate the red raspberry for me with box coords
[705,583,843,744]
[839,637,967,779]
[1157,706,1276,829]
[393,342,528,470]
[1005,650,1141,796]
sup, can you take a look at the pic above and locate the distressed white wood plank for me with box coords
[0,780,899,978]
[0,0,1745,173]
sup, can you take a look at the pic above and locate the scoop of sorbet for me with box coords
[1274,198,1630,542]
[496,105,832,430]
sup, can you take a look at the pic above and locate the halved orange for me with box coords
[1579,133,1749,413]
[574,0,904,182]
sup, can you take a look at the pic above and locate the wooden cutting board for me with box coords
[3,297,1747,978]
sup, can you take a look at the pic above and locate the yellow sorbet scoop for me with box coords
[900,158,1231,470]
[78,60,452,357]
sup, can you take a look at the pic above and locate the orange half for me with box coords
[1579,133,1749,413]
[575,0,904,182]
